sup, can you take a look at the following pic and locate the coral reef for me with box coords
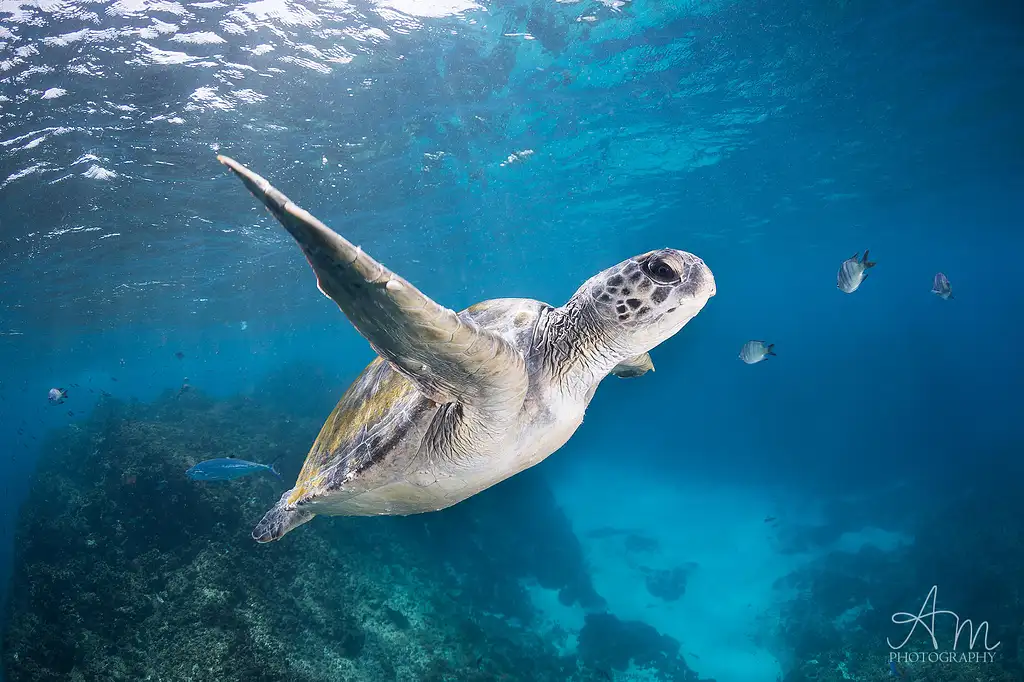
[775,474,1024,682]
[2,380,700,682]
[578,613,696,679]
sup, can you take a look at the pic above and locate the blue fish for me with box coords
[889,661,907,678]
[186,457,282,482]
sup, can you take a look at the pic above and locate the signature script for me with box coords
[888,585,1001,651]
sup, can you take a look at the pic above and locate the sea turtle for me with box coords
[217,156,717,542]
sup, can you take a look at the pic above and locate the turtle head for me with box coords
[576,248,715,357]
[542,248,714,397]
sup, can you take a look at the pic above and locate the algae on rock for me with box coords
[3,382,698,682]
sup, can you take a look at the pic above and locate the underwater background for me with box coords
[1,0,1023,680]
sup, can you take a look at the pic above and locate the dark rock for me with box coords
[577,612,694,678]
[644,563,698,602]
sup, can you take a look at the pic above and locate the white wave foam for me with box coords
[245,43,275,55]
[230,0,321,27]
[107,0,190,19]
[43,28,119,46]
[231,88,266,103]
[1,163,46,188]
[376,0,482,18]
[278,55,331,74]
[82,164,118,180]
[170,31,226,44]
[186,86,233,110]
[136,42,198,65]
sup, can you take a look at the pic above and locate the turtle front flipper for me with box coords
[252,491,315,543]
[217,156,528,426]
[611,352,655,378]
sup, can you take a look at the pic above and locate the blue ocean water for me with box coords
[1,0,1023,681]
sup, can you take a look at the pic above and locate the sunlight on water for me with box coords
[377,0,483,19]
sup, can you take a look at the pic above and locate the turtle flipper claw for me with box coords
[252,493,315,543]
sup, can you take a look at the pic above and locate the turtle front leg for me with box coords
[610,352,655,378]
[252,491,315,543]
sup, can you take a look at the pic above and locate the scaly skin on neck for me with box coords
[535,293,635,402]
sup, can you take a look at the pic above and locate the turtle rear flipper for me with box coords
[253,492,315,543]
[218,156,528,435]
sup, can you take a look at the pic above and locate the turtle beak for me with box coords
[682,252,715,300]
[697,256,715,298]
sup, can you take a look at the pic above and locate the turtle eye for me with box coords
[642,256,679,284]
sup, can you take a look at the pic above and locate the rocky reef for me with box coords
[643,564,698,603]
[774,474,1024,682]
[2,375,701,682]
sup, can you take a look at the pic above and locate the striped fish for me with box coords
[931,272,953,300]
[837,250,876,293]
[739,340,775,364]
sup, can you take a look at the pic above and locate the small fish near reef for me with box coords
[889,660,908,678]
[186,458,283,482]
[837,250,877,293]
[739,340,776,365]
[47,388,68,405]
[931,272,953,300]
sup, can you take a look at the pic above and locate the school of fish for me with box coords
[739,250,953,367]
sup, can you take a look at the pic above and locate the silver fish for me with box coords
[47,387,67,404]
[739,340,776,364]
[931,272,953,300]
[185,457,282,482]
[837,250,877,293]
